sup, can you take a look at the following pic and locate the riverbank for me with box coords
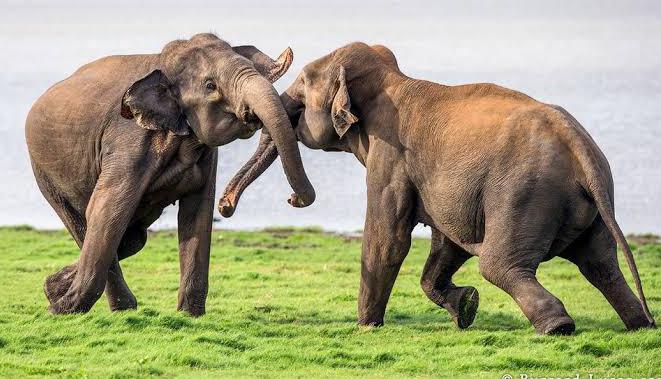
[0,226,659,378]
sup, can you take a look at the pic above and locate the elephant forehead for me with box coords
[189,33,227,46]
[301,82,329,109]
[170,47,251,83]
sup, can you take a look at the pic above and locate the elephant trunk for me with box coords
[225,76,314,214]
[219,130,277,217]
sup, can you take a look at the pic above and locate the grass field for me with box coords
[0,226,659,378]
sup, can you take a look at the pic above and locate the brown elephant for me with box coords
[25,33,315,315]
[220,42,655,334]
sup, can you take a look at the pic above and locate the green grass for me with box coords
[0,226,660,378]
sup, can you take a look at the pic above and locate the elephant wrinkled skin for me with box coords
[222,43,655,334]
[25,33,315,315]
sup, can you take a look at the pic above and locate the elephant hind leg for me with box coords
[106,256,137,311]
[421,229,477,329]
[479,249,574,335]
[477,197,575,335]
[32,166,87,247]
[563,216,654,330]
[34,169,88,306]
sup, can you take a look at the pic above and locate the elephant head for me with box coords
[120,33,314,208]
[219,43,394,217]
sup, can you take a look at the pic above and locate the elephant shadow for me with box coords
[246,307,627,335]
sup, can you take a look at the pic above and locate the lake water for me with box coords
[1,1,659,235]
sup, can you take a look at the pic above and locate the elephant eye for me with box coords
[205,80,217,92]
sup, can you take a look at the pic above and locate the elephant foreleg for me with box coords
[358,161,415,326]
[176,149,217,316]
[44,264,77,305]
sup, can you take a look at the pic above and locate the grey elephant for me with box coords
[25,33,315,315]
[220,43,655,334]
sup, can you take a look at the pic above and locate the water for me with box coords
[1,1,660,234]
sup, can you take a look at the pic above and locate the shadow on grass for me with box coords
[241,306,625,335]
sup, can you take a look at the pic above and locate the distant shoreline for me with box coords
[2,225,658,245]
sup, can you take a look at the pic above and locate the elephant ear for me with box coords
[120,70,189,136]
[233,45,293,83]
[330,65,358,139]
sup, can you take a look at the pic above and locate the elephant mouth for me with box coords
[238,120,261,139]
[246,120,261,133]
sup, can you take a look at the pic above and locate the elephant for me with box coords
[25,33,315,315]
[219,42,656,334]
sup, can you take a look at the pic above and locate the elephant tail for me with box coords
[559,106,656,327]
[588,180,656,326]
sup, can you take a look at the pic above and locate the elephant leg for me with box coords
[49,169,146,314]
[421,229,477,329]
[359,217,413,326]
[32,165,87,249]
[105,227,147,311]
[477,198,574,335]
[34,168,87,306]
[563,216,654,330]
[35,167,139,311]
[358,164,415,326]
[176,149,217,317]
[105,256,137,311]
[479,252,574,335]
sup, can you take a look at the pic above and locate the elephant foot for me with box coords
[47,271,104,315]
[178,304,205,317]
[49,291,94,314]
[106,267,138,312]
[624,316,656,331]
[443,286,479,329]
[44,264,77,306]
[177,293,206,317]
[49,284,105,315]
[108,292,138,312]
[357,318,384,327]
[536,316,575,336]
